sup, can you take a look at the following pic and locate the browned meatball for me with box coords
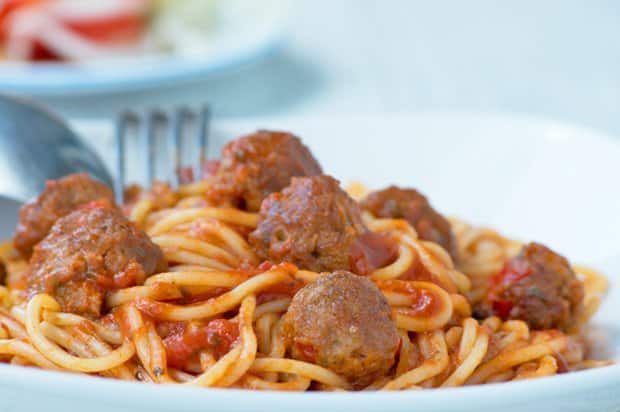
[206,131,322,212]
[249,175,396,273]
[27,204,167,318]
[14,173,115,258]
[484,242,584,331]
[361,186,457,260]
[284,271,399,388]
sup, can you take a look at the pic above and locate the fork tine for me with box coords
[115,110,138,204]
[145,109,167,186]
[169,109,182,190]
[172,107,192,187]
[198,105,211,179]
[116,104,210,199]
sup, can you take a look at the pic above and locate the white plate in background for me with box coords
[0,112,617,412]
[0,0,289,96]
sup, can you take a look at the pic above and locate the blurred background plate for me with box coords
[0,0,289,96]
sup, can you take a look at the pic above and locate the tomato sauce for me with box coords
[293,340,317,363]
[487,258,533,319]
[256,277,304,304]
[491,300,513,319]
[134,298,167,319]
[249,262,302,303]
[490,259,532,291]
[90,261,143,291]
[378,280,443,318]
[398,258,435,283]
[349,232,398,275]
[162,319,239,369]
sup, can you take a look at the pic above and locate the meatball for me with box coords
[284,271,398,388]
[27,204,167,318]
[249,175,395,273]
[361,186,457,260]
[484,242,584,331]
[206,131,322,212]
[14,173,115,258]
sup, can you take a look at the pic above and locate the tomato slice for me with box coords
[1,0,149,61]
[486,257,532,319]
[0,0,45,21]
[293,340,317,363]
[0,0,47,40]
[491,299,514,319]
[490,258,532,291]
[163,319,240,369]
[349,232,398,275]
[62,9,146,45]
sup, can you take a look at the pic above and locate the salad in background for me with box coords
[0,0,227,62]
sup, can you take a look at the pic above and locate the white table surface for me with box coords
[31,0,620,137]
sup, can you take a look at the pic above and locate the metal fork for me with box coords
[114,106,211,204]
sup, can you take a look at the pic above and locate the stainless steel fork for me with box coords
[114,106,211,204]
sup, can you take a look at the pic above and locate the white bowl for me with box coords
[1,112,618,412]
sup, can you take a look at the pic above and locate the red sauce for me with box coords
[491,300,514,319]
[486,258,533,319]
[256,277,304,304]
[377,280,442,318]
[158,321,186,337]
[256,261,274,271]
[293,340,317,363]
[113,261,143,288]
[349,232,398,275]
[398,259,435,283]
[134,298,166,318]
[251,262,302,303]
[490,258,532,292]
[397,248,457,293]
[162,319,239,369]
[91,261,142,290]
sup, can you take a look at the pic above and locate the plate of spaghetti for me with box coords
[0,113,618,412]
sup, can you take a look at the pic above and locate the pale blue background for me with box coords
[35,0,620,136]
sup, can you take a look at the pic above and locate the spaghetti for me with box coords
[0,132,612,392]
